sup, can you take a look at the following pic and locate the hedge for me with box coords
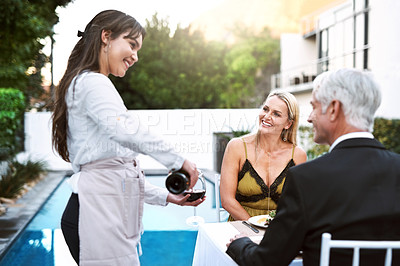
[299,117,400,159]
[373,117,400,154]
[0,88,25,160]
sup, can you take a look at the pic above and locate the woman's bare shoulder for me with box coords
[226,137,244,150]
[293,145,307,165]
[239,134,256,144]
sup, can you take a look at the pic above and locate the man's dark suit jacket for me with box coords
[227,138,400,266]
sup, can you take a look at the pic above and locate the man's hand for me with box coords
[227,233,248,247]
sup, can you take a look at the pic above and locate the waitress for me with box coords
[51,10,204,265]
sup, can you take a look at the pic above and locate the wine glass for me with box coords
[185,170,206,227]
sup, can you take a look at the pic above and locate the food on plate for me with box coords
[269,210,276,218]
[256,210,276,226]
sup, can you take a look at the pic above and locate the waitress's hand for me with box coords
[167,193,206,207]
[181,159,198,189]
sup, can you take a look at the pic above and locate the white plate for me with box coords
[248,215,272,228]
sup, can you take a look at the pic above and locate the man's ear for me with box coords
[328,100,341,121]
[101,30,111,45]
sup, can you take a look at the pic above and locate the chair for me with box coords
[214,174,228,222]
[320,232,400,266]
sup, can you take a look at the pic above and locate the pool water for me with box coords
[0,175,217,266]
[0,229,198,266]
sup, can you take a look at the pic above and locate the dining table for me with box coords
[192,221,303,266]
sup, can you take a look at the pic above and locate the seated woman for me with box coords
[220,90,307,221]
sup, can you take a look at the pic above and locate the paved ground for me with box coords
[0,170,70,259]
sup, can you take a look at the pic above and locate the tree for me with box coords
[112,14,228,109]
[0,0,73,108]
[112,14,280,109]
[222,25,280,108]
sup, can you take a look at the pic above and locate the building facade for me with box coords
[272,0,400,125]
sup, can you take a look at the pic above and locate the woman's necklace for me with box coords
[256,141,273,214]
[267,151,270,214]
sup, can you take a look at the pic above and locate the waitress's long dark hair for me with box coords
[51,10,146,161]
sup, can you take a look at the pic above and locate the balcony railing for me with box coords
[271,62,318,93]
[271,45,369,93]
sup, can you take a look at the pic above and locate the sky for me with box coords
[46,0,225,85]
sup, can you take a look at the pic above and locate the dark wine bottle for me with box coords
[165,170,190,194]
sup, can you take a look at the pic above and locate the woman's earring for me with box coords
[282,129,287,141]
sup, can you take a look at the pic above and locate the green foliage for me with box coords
[298,125,329,159]
[222,26,280,107]
[112,14,280,109]
[219,126,254,141]
[0,159,48,199]
[298,118,400,158]
[0,164,26,199]
[11,158,48,183]
[231,126,254,137]
[0,0,73,108]
[0,88,25,160]
[112,14,228,109]
[373,117,400,154]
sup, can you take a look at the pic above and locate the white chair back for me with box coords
[214,174,228,222]
[320,232,400,266]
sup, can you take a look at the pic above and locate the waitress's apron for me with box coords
[78,157,144,266]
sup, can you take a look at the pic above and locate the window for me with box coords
[317,0,369,71]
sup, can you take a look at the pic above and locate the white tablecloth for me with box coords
[192,222,238,266]
[192,222,303,266]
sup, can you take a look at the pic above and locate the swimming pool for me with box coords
[0,174,217,266]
